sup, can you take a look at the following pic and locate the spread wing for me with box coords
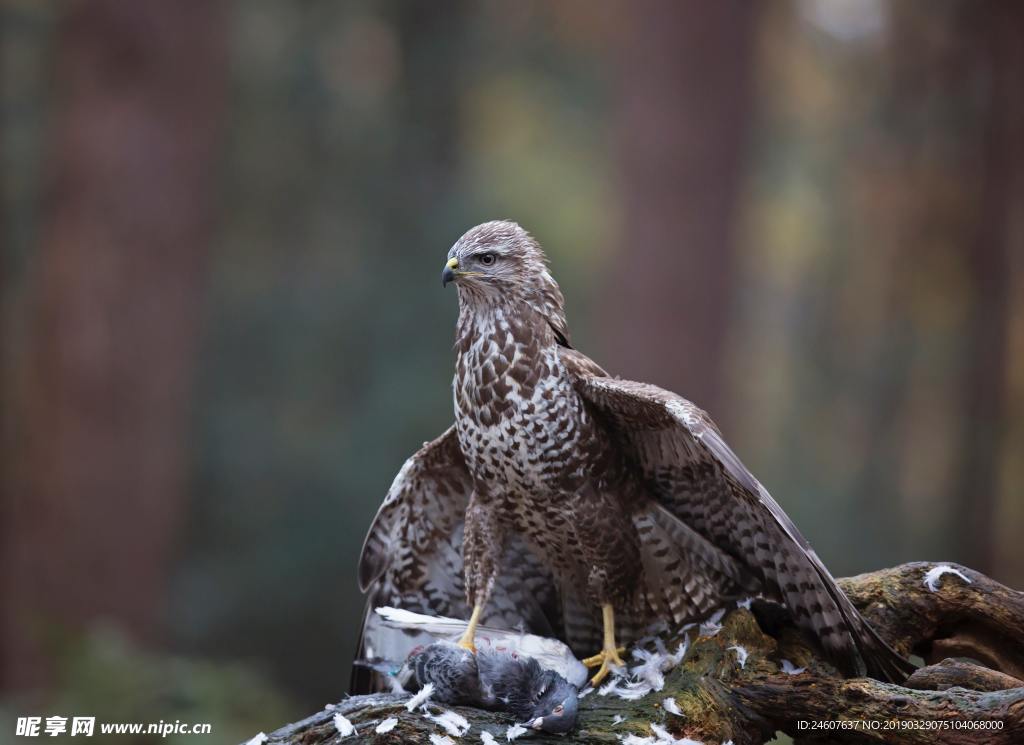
[353,425,564,692]
[563,352,912,682]
[357,426,468,608]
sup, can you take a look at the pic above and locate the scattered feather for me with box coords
[670,639,689,666]
[629,638,689,691]
[650,723,675,742]
[699,608,726,637]
[445,710,471,733]
[612,714,626,725]
[737,597,754,610]
[630,648,666,690]
[649,722,706,744]
[699,622,722,638]
[728,645,749,669]
[578,686,594,699]
[780,659,805,675]
[244,734,267,745]
[662,697,683,716]
[924,565,972,592]
[406,683,435,711]
[424,709,471,737]
[505,723,528,741]
[599,677,654,700]
[333,713,356,737]
[620,735,656,745]
[430,736,456,745]
[375,718,398,734]
[480,732,498,745]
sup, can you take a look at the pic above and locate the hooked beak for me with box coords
[441,257,458,287]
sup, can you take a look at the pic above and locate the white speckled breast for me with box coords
[456,329,584,487]
[451,305,608,544]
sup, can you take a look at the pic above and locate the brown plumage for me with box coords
[354,220,912,692]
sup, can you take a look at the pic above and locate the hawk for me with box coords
[355,220,911,689]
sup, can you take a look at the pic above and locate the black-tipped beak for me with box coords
[441,258,458,287]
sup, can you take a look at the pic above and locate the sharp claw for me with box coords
[589,658,619,687]
[582,646,625,668]
[587,605,625,685]
[583,647,626,684]
[457,639,476,654]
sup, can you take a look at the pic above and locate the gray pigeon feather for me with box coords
[409,641,579,734]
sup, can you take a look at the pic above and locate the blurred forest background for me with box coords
[2,0,1022,741]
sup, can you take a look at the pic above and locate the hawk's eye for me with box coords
[478,253,496,266]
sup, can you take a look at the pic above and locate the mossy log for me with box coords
[255,562,1024,744]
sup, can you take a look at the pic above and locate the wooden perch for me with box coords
[255,563,1024,744]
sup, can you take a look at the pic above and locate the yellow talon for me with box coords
[582,647,626,668]
[585,604,626,686]
[587,647,626,686]
[457,603,483,654]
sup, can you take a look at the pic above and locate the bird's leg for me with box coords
[460,493,501,655]
[457,603,483,653]
[582,603,626,686]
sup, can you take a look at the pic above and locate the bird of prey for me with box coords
[408,641,579,734]
[356,220,912,688]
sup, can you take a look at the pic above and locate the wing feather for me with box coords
[358,426,468,595]
[353,426,568,691]
[567,362,912,682]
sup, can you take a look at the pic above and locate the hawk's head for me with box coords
[441,220,549,298]
[443,220,570,343]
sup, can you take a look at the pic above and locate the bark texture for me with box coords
[254,562,1024,744]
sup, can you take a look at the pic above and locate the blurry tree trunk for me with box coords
[602,0,756,422]
[0,0,225,692]
[955,0,1023,576]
